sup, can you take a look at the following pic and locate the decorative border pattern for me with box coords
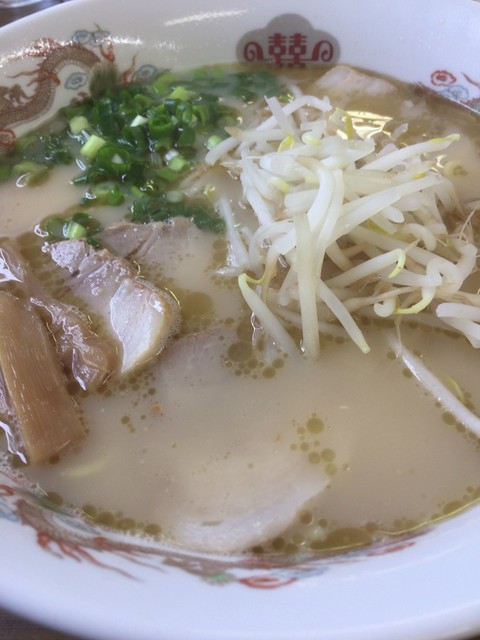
[426,68,480,111]
[0,32,102,145]
[0,28,158,146]
[0,468,422,587]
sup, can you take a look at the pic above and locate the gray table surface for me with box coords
[1,1,480,639]
[0,607,80,639]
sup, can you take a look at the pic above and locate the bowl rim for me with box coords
[1,0,480,639]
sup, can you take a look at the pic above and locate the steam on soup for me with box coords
[1,63,480,555]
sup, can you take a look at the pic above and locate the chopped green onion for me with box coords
[12,161,49,185]
[44,217,68,238]
[168,86,194,102]
[0,164,11,181]
[130,185,145,199]
[83,182,125,206]
[130,194,225,233]
[69,115,90,135]
[156,167,180,182]
[94,146,134,179]
[190,205,226,233]
[73,212,103,234]
[43,212,102,241]
[168,155,188,172]
[64,220,87,239]
[80,134,107,160]
[130,115,149,128]
[2,65,288,237]
[177,126,195,147]
[207,134,223,149]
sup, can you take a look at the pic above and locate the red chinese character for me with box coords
[288,33,307,67]
[268,33,287,65]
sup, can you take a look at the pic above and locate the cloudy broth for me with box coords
[1,64,480,555]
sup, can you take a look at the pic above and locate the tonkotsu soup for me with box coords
[1,62,480,556]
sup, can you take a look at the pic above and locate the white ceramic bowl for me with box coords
[1,0,480,638]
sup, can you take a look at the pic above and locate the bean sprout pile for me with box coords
[206,93,480,362]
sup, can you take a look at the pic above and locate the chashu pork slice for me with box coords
[0,239,117,391]
[44,239,180,375]
[314,64,397,97]
[150,327,337,554]
[97,218,193,263]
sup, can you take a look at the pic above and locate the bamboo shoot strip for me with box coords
[0,293,84,463]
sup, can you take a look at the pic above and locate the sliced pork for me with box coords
[313,64,397,97]
[44,239,180,375]
[0,239,117,391]
[97,217,193,263]
[40,301,117,391]
[151,327,332,554]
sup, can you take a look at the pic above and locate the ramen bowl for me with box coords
[1,0,480,638]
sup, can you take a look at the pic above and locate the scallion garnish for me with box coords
[80,134,107,160]
[42,212,103,242]
[5,65,289,233]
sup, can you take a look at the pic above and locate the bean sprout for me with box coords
[208,93,479,358]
